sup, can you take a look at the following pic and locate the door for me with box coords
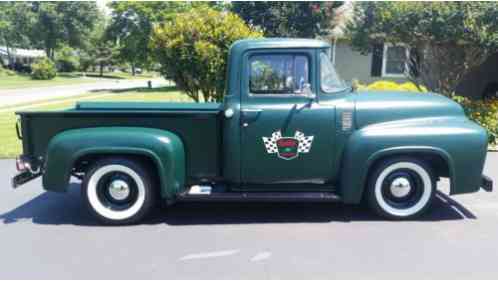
[240,50,336,186]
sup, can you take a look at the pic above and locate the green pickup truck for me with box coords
[13,38,493,225]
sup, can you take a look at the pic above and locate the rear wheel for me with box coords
[82,157,156,225]
[366,157,435,220]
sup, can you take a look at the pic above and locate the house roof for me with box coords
[0,46,46,58]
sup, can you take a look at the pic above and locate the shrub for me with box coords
[452,95,498,145]
[31,58,57,80]
[0,64,16,76]
[357,80,428,92]
[56,45,80,72]
[151,6,262,102]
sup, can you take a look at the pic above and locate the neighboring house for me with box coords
[0,46,46,67]
[322,2,494,99]
[321,2,409,85]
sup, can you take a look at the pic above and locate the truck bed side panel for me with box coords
[19,110,221,182]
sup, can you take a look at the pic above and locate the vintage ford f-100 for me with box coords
[13,38,493,224]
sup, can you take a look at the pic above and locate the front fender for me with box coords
[43,127,185,199]
[339,117,488,203]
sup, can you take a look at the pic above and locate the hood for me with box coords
[353,91,465,129]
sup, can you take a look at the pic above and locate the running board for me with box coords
[178,190,341,202]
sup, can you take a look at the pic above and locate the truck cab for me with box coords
[13,38,493,225]
[223,39,346,187]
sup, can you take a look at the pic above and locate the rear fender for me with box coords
[43,127,185,199]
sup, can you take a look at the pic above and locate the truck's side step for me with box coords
[178,185,341,202]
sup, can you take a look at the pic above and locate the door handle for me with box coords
[241,109,263,113]
[241,109,262,127]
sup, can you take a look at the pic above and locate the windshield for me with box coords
[320,51,347,93]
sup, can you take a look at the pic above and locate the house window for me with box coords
[382,44,409,77]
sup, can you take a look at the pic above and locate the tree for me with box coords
[30,2,99,60]
[232,2,342,38]
[348,2,498,97]
[151,7,262,102]
[107,2,205,75]
[0,2,33,66]
[85,23,118,77]
[55,44,79,72]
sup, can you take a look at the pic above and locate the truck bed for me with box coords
[17,102,223,182]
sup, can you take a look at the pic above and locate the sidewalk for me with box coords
[0,78,167,109]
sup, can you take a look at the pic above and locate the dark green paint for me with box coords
[18,105,221,191]
[15,38,489,203]
[44,127,185,198]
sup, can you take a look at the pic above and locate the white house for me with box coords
[0,46,46,67]
[320,2,410,84]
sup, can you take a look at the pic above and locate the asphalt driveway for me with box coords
[0,153,497,279]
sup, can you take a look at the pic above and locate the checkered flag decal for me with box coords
[262,130,314,155]
[262,131,282,153]
[295,131,314,153]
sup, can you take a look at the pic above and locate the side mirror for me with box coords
[302,83,316,100]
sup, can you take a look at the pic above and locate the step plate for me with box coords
[178,192,341,202]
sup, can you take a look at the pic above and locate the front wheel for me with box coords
[81,158,156,225]
[366,157,435,220]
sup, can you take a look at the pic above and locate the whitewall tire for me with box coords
[82,158,156,225]
[366,157,435,219]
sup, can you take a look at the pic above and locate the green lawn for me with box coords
[0,87,191,158]
[0,71,158,90]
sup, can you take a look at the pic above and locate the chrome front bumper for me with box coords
[482,175,493,192]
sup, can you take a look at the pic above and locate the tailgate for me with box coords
[12,113,44,187]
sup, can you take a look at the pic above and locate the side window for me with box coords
[249,54,309,95]
[320,52,346,93]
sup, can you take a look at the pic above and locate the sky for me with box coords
[96,0,111,16]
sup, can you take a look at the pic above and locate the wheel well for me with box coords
[367,152,450,180]
[73,153,161,188]
[361,152,450,202]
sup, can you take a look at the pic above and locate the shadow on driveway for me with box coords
[0,183,476,226]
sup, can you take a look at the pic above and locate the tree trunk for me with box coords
[186,90,199,102]
[99,62,104,77]
[45,47,51,61]
[1,34,13,66]
[131,64,136,76]
[4,43,13,67]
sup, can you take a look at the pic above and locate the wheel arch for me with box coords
[366,146,454,182]
[43,127,186,199]
[340,145,454,204]
[73,150,163,195]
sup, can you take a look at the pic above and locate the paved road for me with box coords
[0,154,497,279]
[0,78,167,108]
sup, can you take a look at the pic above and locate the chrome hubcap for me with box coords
[108,179,130,201]
[390,177,411,198]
